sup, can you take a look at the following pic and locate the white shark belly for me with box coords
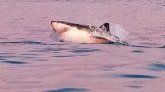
[60,27,94,43]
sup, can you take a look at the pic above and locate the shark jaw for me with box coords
[51,21,111,44]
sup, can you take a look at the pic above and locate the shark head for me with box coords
[51,21,91,33]
[51,21,72,34]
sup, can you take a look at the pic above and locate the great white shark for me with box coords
[51,21,128,44]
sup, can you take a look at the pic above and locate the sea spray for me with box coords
[90,23,129,43]
[110,23,129,43]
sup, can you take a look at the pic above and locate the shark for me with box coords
[51,21,127,44]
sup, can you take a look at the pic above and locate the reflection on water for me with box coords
[0,41,46,45]
[125,43,165,48]
[53,55,76,57]
[126,85,142,89]
[53,55,86,58]
[2,60,27,65]
[149,63,165,71]
[70,48,100,53]
[31,47,68,53]
[158,45,165,48]
[112,74,158,79]
[132,50,144,53]
[46,88,89,92]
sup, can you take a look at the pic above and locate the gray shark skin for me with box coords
[51,21,90,30]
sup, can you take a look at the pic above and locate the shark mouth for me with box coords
[51,21,129,44]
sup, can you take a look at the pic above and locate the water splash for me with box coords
[90,23,129,43]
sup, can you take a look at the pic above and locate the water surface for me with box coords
[0,0,165,92]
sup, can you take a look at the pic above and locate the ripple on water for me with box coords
[140,42,159,46]
[0,53,17,61]
[128,43,165,49]
[2,60,27,65]
[112,74,158,79]
[70,48,100,53]
[21,53,40,59]
[0,58,6,60]
[53,54,87,58]
[132,50,144,53]
[31,47,68,53]
[0,41,47,45]
[158,45,165,48]
[126,85,143,89]
[46,88,89,92]
[149,63,165,71]
[53,55,76,58]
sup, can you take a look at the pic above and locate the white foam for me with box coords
[89,23,129,43]
[110,23,129,42]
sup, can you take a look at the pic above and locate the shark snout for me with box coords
[51,21,70,34]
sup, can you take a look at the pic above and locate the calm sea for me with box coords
[0,0,165,92]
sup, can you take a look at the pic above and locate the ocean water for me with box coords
[0,0,165,92]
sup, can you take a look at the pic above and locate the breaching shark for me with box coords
[51,21,128,44]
